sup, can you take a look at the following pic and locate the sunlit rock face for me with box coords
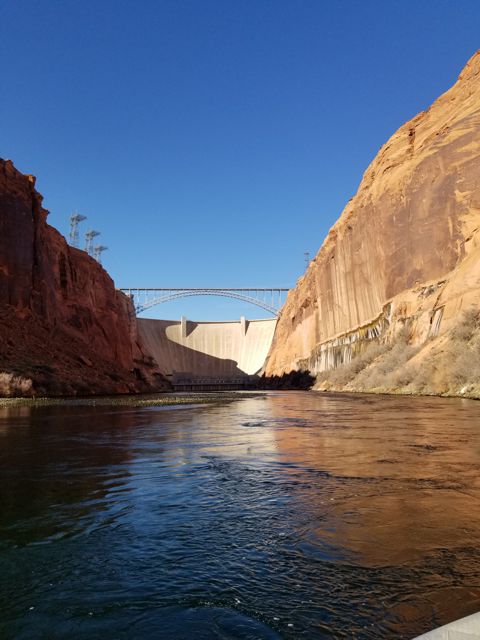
[0,159,169,396]
[266,51,480,377]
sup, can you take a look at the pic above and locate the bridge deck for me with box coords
[120,287,290,316]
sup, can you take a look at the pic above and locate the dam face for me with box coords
[138,316,277,389]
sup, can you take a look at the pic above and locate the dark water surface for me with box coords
[1,392,480,639]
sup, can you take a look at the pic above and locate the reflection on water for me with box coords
[0,392,480,639]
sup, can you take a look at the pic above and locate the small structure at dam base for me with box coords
[171,373,259,392]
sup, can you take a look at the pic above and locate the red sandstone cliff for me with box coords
[0,159,169,396]
[265,51,480,385]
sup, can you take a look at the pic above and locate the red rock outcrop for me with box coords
[0,159,169,396]
[265,51,480,377]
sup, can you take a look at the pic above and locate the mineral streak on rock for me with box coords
[0,159,169,396]
[265,51,480,377]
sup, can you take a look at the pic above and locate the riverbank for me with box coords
[0,391,262,409]
[314,386,480,401]
[312,308,480,401]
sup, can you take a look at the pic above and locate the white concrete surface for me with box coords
[138,317,277,377]
[413,612,480,639]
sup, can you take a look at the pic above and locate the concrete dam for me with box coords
[138,316,277,390]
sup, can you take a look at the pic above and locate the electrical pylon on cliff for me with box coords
[69,213,87,248]
[93,245,108,264]
[85,230,100,256]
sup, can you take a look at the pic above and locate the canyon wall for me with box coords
[265,50,480,384]
[0,159,169,396]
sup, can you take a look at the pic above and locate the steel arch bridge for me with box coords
[120,288,290,316]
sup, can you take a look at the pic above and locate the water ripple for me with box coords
[1,392,480,638]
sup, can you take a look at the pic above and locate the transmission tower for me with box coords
[69,213,87,247]
[304,251,310,267]
[85,230,101,256]
[93,245,108,264]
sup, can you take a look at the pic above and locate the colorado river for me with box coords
[1,392,480,639]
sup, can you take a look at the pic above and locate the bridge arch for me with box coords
[120,288,289,316]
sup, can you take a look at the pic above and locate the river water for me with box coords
[1,391,480,639]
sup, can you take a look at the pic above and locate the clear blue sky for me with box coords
[1,0,479,320]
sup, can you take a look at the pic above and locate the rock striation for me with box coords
[265,50,480,384]
[0,159,169,396]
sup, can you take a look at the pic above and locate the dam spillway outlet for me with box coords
[138,316,277,390]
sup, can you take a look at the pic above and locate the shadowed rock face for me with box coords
[0,159,169,396]
[266,51,480,377]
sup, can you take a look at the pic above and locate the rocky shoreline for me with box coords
[0,391,262,408]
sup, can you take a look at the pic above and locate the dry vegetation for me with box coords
[315,308,480,398]
[413,307,480,396]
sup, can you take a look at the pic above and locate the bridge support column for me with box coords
[181,315,187,339]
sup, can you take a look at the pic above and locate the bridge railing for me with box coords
[119,288,290,316]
